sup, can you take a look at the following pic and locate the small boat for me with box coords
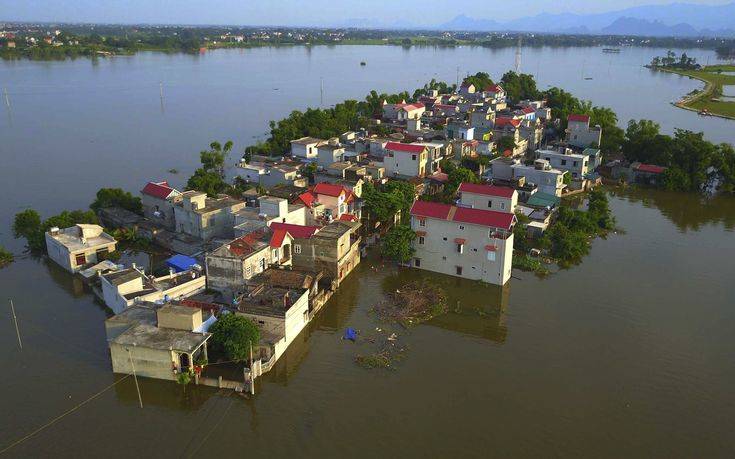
[602,48,621,53]
[360,61,366,66]
[584,77,593,80]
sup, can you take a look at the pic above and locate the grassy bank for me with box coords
[653,65,735,119]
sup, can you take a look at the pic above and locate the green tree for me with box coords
[0,245,13,267]
[496,136,517,154]
[187,168,227,197]
[90,188,143,214]
[381,225,416,264]
[445,167,478,197]
[500,71,541,102]
[462,72,494,91]
[200,140,233,176]
[209,313,261,361]
[13,209,42,241]
[383,180,416,215]
[362,182,403,223]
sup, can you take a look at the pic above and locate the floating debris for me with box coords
[372,281,448,327]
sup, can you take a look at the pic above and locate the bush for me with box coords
[209,314,261,362]
[381,225,416,264]
[90,188,142,215]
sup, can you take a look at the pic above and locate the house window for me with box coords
[419,219,426,227]
[412,154,417,161]
[272,249,278,260]
[561,159,567,166]
[418,236,425,245]
[573,161,578,167]
[456,243,463,254]
[246,265,252,277]
[414,258,421,267]
[487,200,492,208]
[487,251,496,262]
[294,244,301,254]
[458,225,465,230]
[74,253,86,267]
[455,266,463,275]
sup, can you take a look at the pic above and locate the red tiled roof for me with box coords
[494,117,521,129]
[410,200,452,220]
[228,229,269,257]
[270,228,288,248]
[568,114,590,123]
[141,181,177,200]
[270,222,320,239]
[399,102,425,111]
[452,207,515,231]
[338,213,358,222]
[297,191,316,208]
[635,164,666,174]
[313,182,348,198]
[412,200,514,231]
[522,107,535,114]
[484,84,504,93]
[434,104,457,111]
[385,142,426,154]
[454,238,466,244]
[458,182,516,198]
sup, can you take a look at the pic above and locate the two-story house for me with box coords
[140,181,182,230]
[457,183,518,214]
[566,114,602,149]
[173,191,246,241]
[410,199,516,285]
[382,142,428,178]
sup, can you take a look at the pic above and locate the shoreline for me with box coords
[647,65,735,120]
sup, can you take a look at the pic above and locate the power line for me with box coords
[0,375,130,455]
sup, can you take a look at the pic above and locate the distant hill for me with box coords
[436,2,735,37]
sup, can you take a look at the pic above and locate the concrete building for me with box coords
[235,161,268,184]
[173,191,246,241]
[290,137,325,159]
[100,265,206,314]
[536,148,590,179]
[410,199,515,285]
[290,220,361,286]
[205,225,302,302]
[45,224,117,273]
[458,183,518,214]
[233,196,307,234]
[106,302,213,381]
[317,142,346,168]
[236,285,310,362]
[488,157,568,197]
[383,142,428,178]
[140,181,182,230]
[261,164,307,189]
[296,183,361,223]
[566,114,602,149]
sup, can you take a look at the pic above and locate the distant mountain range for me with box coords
[436,2,735,37]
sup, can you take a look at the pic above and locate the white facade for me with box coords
[290,137,324,159]
[458,184,518,214]
[382,146,428,178]
[45,224,117,273]
[567,119,602,149]
[536,149,590,179]
[511,160,567,197]
[410,203,514,286]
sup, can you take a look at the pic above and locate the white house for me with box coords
[100,265,206,314]
[566,114,602,149]
[382,142,429,178]
[290,137,325,159]
[140,181,182,230]
[535,148,590,179]
[410,199,516,285]
[45,224,117,273]
[316,143,346,169]
[458,183,518,214]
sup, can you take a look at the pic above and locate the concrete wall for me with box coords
[45,234,116,273]
[411,216,513,285]
[568,122,602,148]
[158,308,202,331]
[110,342,176,381]
[511,165,566,197]
[459,191,517,214]
[206,248,272,300]
[383,151,427,178]
[536,150,590,179]
[141,195,177,230]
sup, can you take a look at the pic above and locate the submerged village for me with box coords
[12,70,722,393]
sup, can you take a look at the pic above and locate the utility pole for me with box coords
[2,88,10,110]
[10,300,22,350]
[127,347,143,408]
[159,82,164,100]
[456,66,460,88]
[320,77,324,107]
[515,36,522,73]
[249,341,255,396]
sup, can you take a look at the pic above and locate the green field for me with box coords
[657,65,735,119]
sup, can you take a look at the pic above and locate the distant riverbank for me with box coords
[649,64,735,119]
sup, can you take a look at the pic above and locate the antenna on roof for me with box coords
[515,36,522,73]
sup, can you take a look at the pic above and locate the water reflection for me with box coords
[113,375,213,410]
[611,187,735,232]
[382,266,511,344]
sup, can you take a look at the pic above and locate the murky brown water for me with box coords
[1,47,735,457]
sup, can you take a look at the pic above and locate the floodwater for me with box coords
[1,46,735,457]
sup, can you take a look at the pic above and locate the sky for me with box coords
[0,0,732,26]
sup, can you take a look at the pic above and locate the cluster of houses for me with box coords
[43,79,624,389]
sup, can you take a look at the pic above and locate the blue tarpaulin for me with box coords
[343,328,357,341]
[165,254,198,272]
